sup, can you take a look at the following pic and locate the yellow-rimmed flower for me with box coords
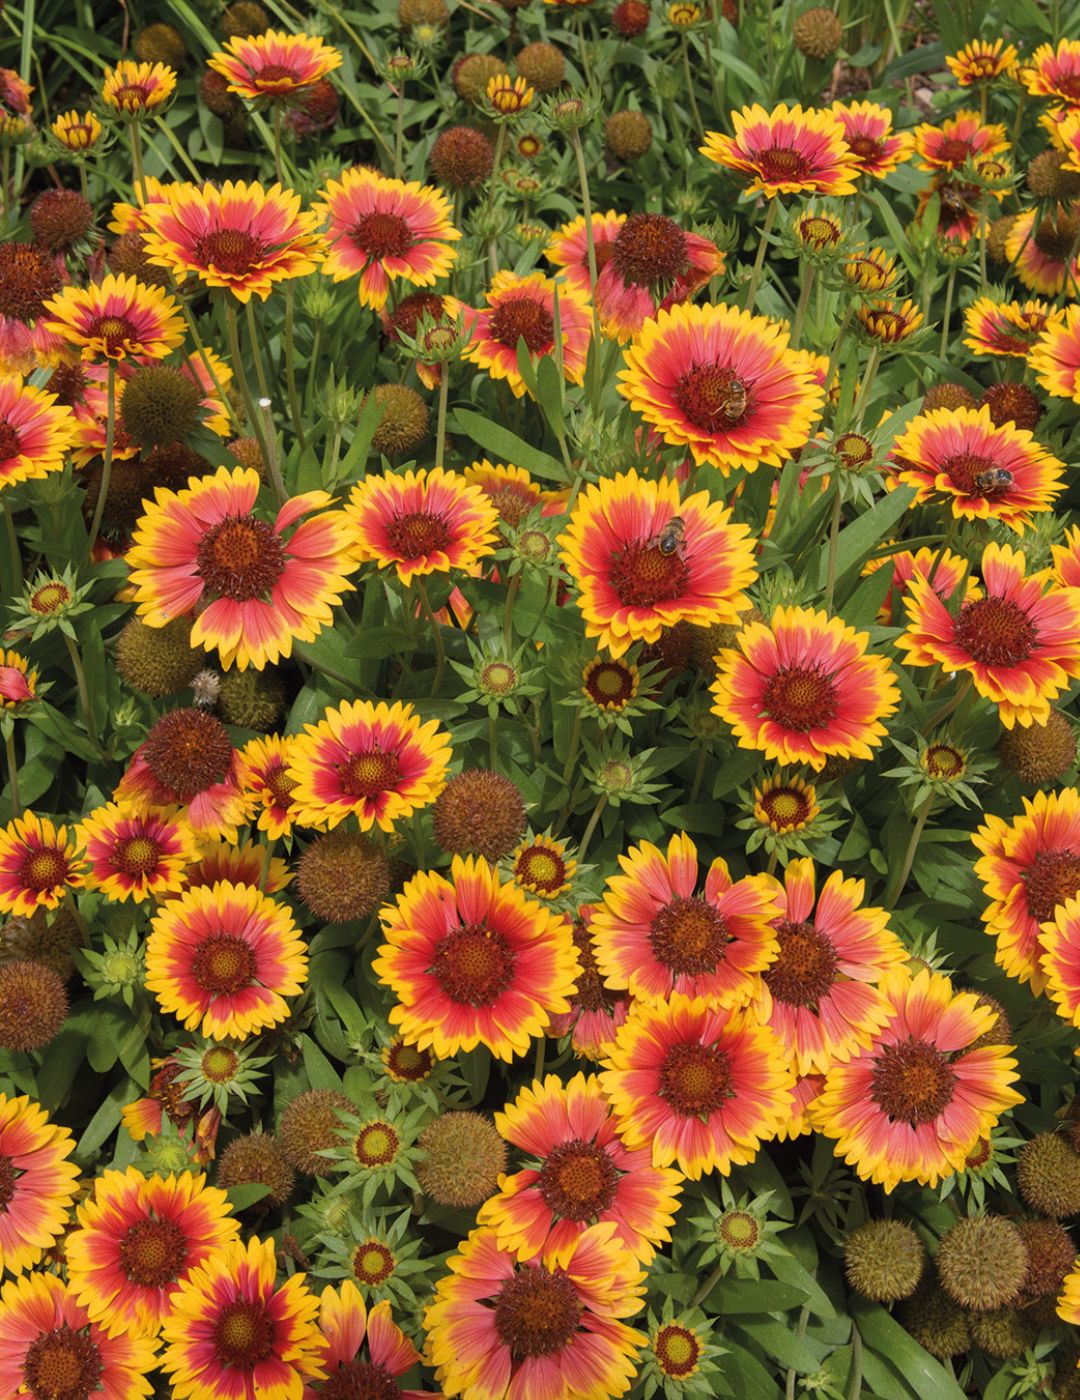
[456,268,593,398]
[101,59,176,116]
[963,296,1062,357]
[1003,206,1080,296]
[42,273,184,362]
[1030,303,1080,403]
[1020,39,1080,104]
[856,298,924,343]
[52,109,102,151]
[236,734,298,839]
[913,109,1008,173]
[0,812,85,916]
[0,1091,79,1275]
[701,103,859,197]
[831,100,913,179]
[207,29,341,102]
[78,802,196,903]
[946,38,1018,85]
[841,245,899,294]
[510,833,576,899]
[486,73,535,115]
[753,774,819,836]
[545,209,626,295]
[0,374,76,493]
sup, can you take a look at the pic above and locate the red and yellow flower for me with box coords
[711,606,900,771]
[618,302,826,472]
[557,469,757,658]
[946,39,1019,85]
[547,907,631,1063]
[374,855,580,1062]
[208,30,342,102]
[888,404,1064,532]
[593,212,725,343]
[1053,524,1080,589]
[127,466,359,671]
[811,968,1022,1191]
[1004,208,1080,296]
[601,996,794,1179]
[101,59,176,115]
[1020,39,1080,104]
[316,166,459,310]
[913,109,1008,172]
[346,466,499,586]
[145,879,308,1041]
[897,540,1080,728]
[545,209,627,295]
[425,1224,645,1400]
[753,858,906,1076]
[457,269,593,398]
[42,274,184,363]
[236,735,298,840]
[701,103,859,196]
[864,546,975,626]
[963,296,1063,357]
[52,108,102,151]
[0,1271,158,1400]
[1030,304,1080,403]
[0,812,85,916]
[159,1235,326,1400]
[831,100,914,178]
[0,1092,78,1275]
[142,180,323,302]
[856,298,924,342]
[479,1072,682,1267]
[183,837,292,895]
[753,773,819,836]
[463,459,566,528]
[0,374,76,492]
[66,1167,239,1339]
[591,832,780,1007]
[77,802,197,903]
[1038,894,1080,1030]
[287,698,451,831]
[305,1284,427,1400]
[0,649,36,707]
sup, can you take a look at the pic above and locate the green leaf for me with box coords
[839,561,893,627]
[450,409,568,483]
[816,486,917,592]
[708,1279,807,1314]
[734,1318,824,1373]
[226,1182,272,1210]
[301,1034,345,1093]
[851,1297,967,1400]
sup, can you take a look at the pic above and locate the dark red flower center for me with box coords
[585,660,636,708]
[113,84,152,110]
[610,212,688,287]
[114,835,162,877]
[798,215,841,250]
[569,920,620,1014]
[757,145,811,181]
[848,134,882,160]
[870,1038,956,1126]
[762,665,839,732]
[318,1359,401,1400]
[384,509,453,560]
[337,748,401,799]
[1052,72,1080,99]
[197,514,286,602]
[90,315,137,353]
[348,212,413,260]
[213,1300,276,1371]
[488,294,554,353]
[760,785,812,830]
[924,743,965,778]
[940,452,1004,496]
[649,896,730,976]
[264,763,297,807]
[144,708,233,803]
[608,541,690,608]
[354,1122,399,1167]
[954,596,1037,666]
[385,1039,433,1081]
[430,923,516,1006]
[22,1325,102,1400]
[0,419,21,462]
[654,1323,701,1378]
[763,919,837,1008]
[673,362,752,434]
[937,137,974,166]
[17,846,69,893]
[513,842,567,893]
[538,1138,619,1220]
[1023,847,1080,924]
[195,230,266,276]
[658,1040,732,1117]
[30,583,71,616]
[0,1154,16,1211]
[118,1216,188,1287]
[389,291,446,341]
[493,1265,582,1360]
[191,934,257,996]
[352,1241,395,1285]
[253,63,302,84]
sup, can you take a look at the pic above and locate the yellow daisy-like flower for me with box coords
[456,269,594,399]
[78,802,197,903]
[207,30,342,102]
[701,103,859,197]
[42,273,185,362]
[0,812,85,916]
[236,734,299,839]
[101,59,176,116]
[0,374,76,494]
[753,774,819,836]
[856,298,924,343]
[51,109,102,151]
[946,38,1018,85]
[0,1092,79,1275]
[487,73,535,115]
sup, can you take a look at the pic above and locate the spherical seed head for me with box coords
[116,616,204,698]
[432,769,527,861]
[144,707,233,802]
[979,381,1042,432]
[792,6,844,59]
[999,709,1077,785]
[430,125,495,188]
[0,908,83,981]
[922,383,977,412]
[369,384,429,457]
[0,960,69,1051]
[120,366,202,448]
[416,1111,506,1207]
[289,79,339,136]
[967,1307,1039,1359]
[142,442,214,498]
[222,1,271,38]
[640,619,695,681]
[612,0,651,36]
[1026,149,1080,202]
[986,214,1017,265]
[200,70,243,120]
[967,993,1012,1051]
[47,362,87,409]
[1017,1133,1080,1217]
[400,0,449,25]
[898,1281,972,1359]
[134,21,188,68]
[1016,1218,1075,1302]
[278,1089,354,1176]
[108,230,171,288]
[0,242,61,322]
[516,42,565,93]
[297,831,391,924]
[227,435,263,472]
[844,1220,926,1303]
[452,54,509,105]
[936,1215,1029,1311]
[29,189,93,252]
[604,109,652,160]
[218,1131,295,1208]
[217,666,286,732]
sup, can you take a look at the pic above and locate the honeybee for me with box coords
[720,377,748,422]
[974,467,1013,494]
[648,515,687,559]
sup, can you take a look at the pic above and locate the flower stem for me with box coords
[691,1261,724,1308]
[176,293,242,435]
[489,708,499,769]
[394,82,405,180]
[225,299,272,481]
[681,37,705,141]
[416,577,445,695]
[883,792,934,909]
[688,744,707,804]
[1,499,20,596]
[244,297,272,403]
[434,366,450,470]
[570,128,605,413]
[4,730,20,818]
[852,344,881,427]
[938,266,957,359]
[258,399,288,508]
[502,570,521,652]
[533,1031,546,1083]
[576,793,607,864]
[283,283,307,453]
[743,199,779,313]
[561,710,583,786]
[272,104,285,185]
[129,121,146,205]
[790,263,815,348]
[85,358,116,558]
[823,483,843,612]
[62,631,103,755]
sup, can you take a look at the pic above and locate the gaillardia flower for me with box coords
[973,787,1080,990]
[0,374,76,493]
[913,109,1007,173]
[811,968,1023,1191]
[545,209,627,295]
[962,297,1062,358]
[754,858,907,1076]
[1038,894,1080,1031]
[601,997,794,1179]
[101,59,176,115]
[142,180,323,302]
[547,908,631,1063]
[557,469,757,658]
[42,273,184,363]
[711,606,900,771]
[830,100,914,179]
[127,466,359,671]
[77,802,197,903]
[0,812,85,917]
[373,855,580,1061]
[457,269,593,398]
[946,38,1018,84]
[1003,207,1080,296]
[590,832,780,1007]
[593,212,725,343]
[52,109,102,151]
[1030,304,1080,404]
[897,540,1080,728]
[424,1224,645,1400]
[114,707,249,840]
[864,546,974,626]
[479,1072,682,1267]
[306,1283,428,1400]
[145,879,308,1040]
[888,404,1063,533]
[65,1167,239,1338]
[346,466,499,586]
[618,302,825,472]
[159,1235,325,1400]
[316,166,459,310]
[701,103,859,196]
[1020,39,1080,103]
[207,30,342,101]
[0,1091,79,1275]
[236,734,298,839]
[0,649,36,707]
[287,698,452,831]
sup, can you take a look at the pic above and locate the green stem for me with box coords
[824,483,843,612]
[852,343,881,426]
[938,266,957,360]
[532,1032,546,1084]
[502,571,521,652]
[304,323,323,417]
[258,399,288,507]
[283,284,307,453]
[175,293,241,435]
[743,199,779,313]
[570,129,604,414]
[926,515,959,587]
[847,1322,863,1400]
[394,82,405,180]
[690,1261,724,1308]
[823,303,854,406]
[489,708,499,769]
[324,425,343,487]
[486,125,507,219]
[1,499,20,596]
[921,674,973,736]
[62,631,102,754]
[576,793,607,864]
[766,847,778,877]
[416,577,445,695]
[129,121,146,205]
[4,730,20,818]
[85,359,116,557]
[244,298,271,404]
[883,793,934,909]
[785,1308,812,1400]
[293,643,370,692]
[154,115,203,181]
[434,366,450,470]
[681,37,705,141]
[225,300,271,476]
[790,263,815,349]
[688,744,707,804]
[272,104,284,185]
